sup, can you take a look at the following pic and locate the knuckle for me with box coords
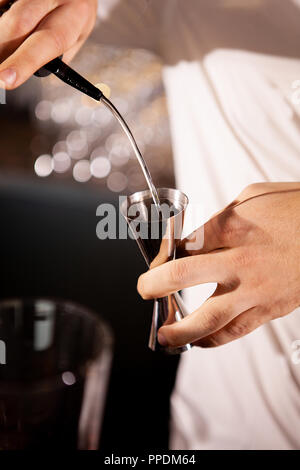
[12,11,34,36]
[239,183,266,199]
[217,209,253,247]
[222,278,240,291]
[168,259,189,286]
[231,248,251,269]
[48,29,68,53]
[137,275,151,300]
[50,30,67,52]
[163,327,182,347]
[225,320,249,339]
[217,212,238,245]
[201,309,222,332]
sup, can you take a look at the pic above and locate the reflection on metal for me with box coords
[0,82,6,105]
[78,341,113,450]
[101,95,160,208]
[0,340,6,365]
[34,300,55,351]
[121,188,192,355]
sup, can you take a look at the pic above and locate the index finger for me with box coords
[138,249,232,300]
[0,0,58,55]
[0,2,84,88]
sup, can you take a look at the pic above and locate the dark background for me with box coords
[0,61,178,450]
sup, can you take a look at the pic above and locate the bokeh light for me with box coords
[34,155,53,177]
[67,130,88,159]
[73,160,91,183]
[109,146,130,167]
[62,371,76,386]
[53,152,71,173]
[31,42,174,192]
[90,156,111,178]
[92,107,113,127]
[51,99,72,124]
[107,172,128,192]
[95,82,111,99]
[35,100,52,121]
[75,107,92,126]
[53,141,67,155]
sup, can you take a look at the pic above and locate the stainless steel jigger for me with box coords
[121,188,192,354]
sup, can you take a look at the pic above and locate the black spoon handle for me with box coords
[38,57,103,101]
[0,1,103,101]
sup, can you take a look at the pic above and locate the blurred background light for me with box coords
[62,371,76,386]
[67,130,87,153]
[51,98,72,124]
[34,154,53,177]
[90,156,111,178]
[73,159,91,183]
[105,133,121,153]
[92,106,113,127]
[3,41,174,194]
[75,107,93,127]
[95,82,111,99]
[35,100,52,121]
[53,151,71,174]
[111,97,128,115]
[107,172,128,192]
[109,146,130,167]
[90,146,107,160]
[53,140,68,155]
[84,126,102,143]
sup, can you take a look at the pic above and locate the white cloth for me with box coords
[95,0,300,449]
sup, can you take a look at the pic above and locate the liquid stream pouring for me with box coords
[0,0,192,354]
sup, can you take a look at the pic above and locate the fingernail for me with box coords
[0,69,17,87]
[157,331,168,346]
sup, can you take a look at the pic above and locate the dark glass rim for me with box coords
[0,297,113,393]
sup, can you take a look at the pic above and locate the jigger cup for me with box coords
[121,188,192,354]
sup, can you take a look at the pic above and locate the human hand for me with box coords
[138,183,300,348]
[0,0,98,89]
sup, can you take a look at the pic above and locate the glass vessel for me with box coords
[0,298,113,450]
